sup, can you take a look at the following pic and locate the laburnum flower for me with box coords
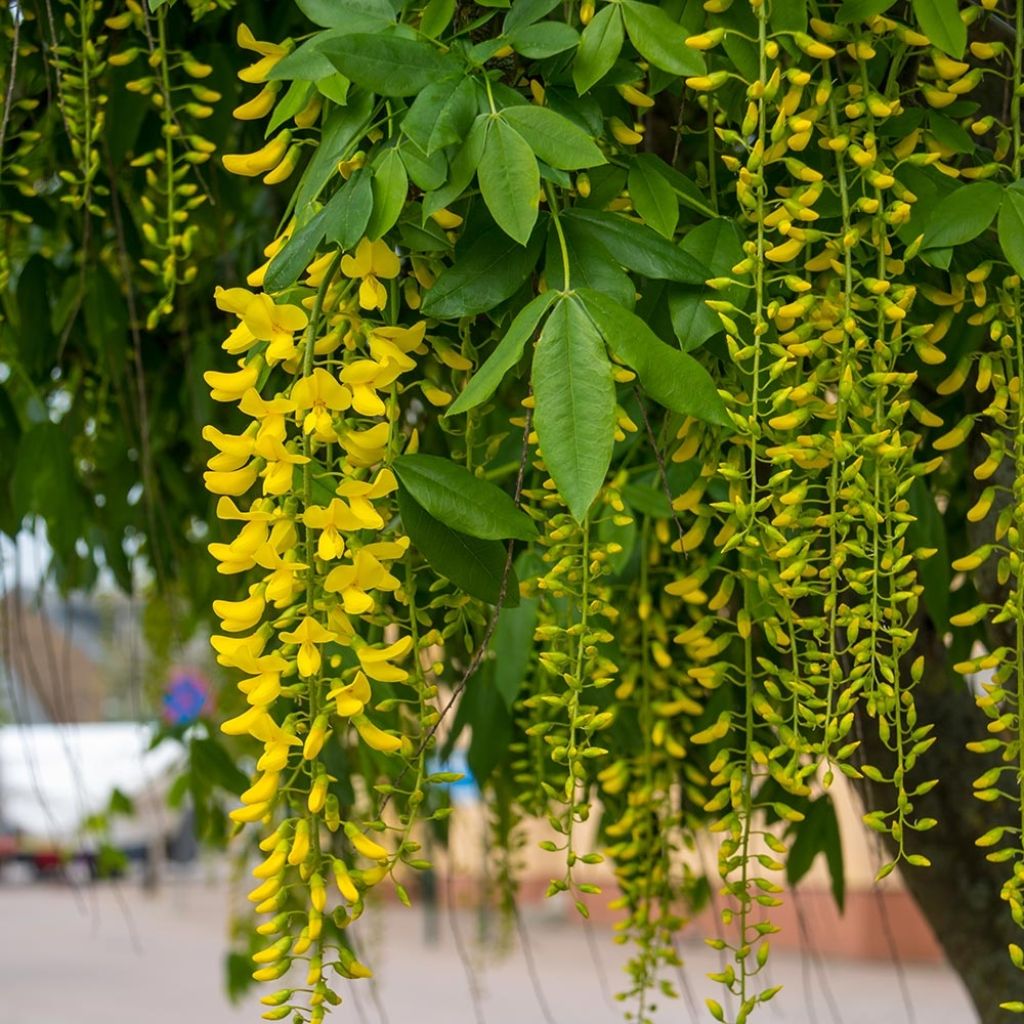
[204,460,259,497]
[304,497,383,561]
[239,389,295,444]
[254,543,307,607]
[291,368,352,441]
[279,616,339,678]
[253,435,309,496]
[336,467,397,523]
[327,670,372,717]
[209,519,270,574]
[355,634,414,683]
[211,630,267,670]
[205,359,262,402]
[235,23,289,84]
[340,238,400,311]
[324,540,407,613]
[213,587,266,633]
[338,422,391,467]
[215,287,309,365]
[203,424,257,469]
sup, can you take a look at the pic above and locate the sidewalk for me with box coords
[0,878,977,1023]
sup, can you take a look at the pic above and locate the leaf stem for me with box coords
[545,181,572,291]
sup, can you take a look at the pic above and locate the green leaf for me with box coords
[190,736,249,796]
[999,186,1024,277]
[628,154,679,238]
[786,796,845,911]
[907,478,949,630]
[670,218,746,350]
[15,256,57,379]
[401,75,463,152]
[268,33,341,81]
[505,0,561,33]
[397,487,519,605]
[835,0,895,20]
[492,597,539,709]
[478,117,540,245]
[324,169,373,250]
[392,453,536,540]
[316,73,351,104]
[911,0,966,57]
[928,113,974,154]
[920,181,1002,252]
[563,208,706,282]
[264,206,330,292]
[320,33,457,96]
[768,0,807,32]
[399,137,447,191]
[296,0,394,28]
[532,297,617,521]
[421,218,545,318]
[423,114,489,215]
[573,3,624,93]
[366,147,408,240]
[500,104,605,171]
[555,220,636,309]
[578,289,730,426]
[421,0,456,36]
[11,422,84,560]
[268,81,316,133]
[293,93,373,211]
[429,77,480,154]
[621,1,704,76]
[447,291,558,415]
[460,664,514,787]
[507,20,580,58]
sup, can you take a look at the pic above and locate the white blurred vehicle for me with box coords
[0,722,185,878]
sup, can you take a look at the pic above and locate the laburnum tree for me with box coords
[4,0,1024,1021]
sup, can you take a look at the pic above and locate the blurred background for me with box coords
[0,541,977,1023]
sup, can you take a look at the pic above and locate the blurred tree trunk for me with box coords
[856,615,1022,1023]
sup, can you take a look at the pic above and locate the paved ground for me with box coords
[0,876,977,1024]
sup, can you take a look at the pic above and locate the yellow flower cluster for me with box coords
[203,253,429,1007]
[200,27,454,1008]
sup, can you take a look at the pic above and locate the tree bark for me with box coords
[855,617,1024,1023]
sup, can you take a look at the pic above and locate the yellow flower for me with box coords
[279,616,339,678]
[239,389,295,444]
[236,23,289,83]
[304,498,382,560]
[352,715,402,754]
[254,544,307,607]
[356,635,413,683]
[324,547,403,614]
[233,82,279,120]
[339,356,405,416]
[204,461,259,497]
[327,670,372,717]
[215,496,281,524]
[340,239,401,311]
[204,424,257,467]
[215,287,309,364]
[208,520,270,574]
[252,436,309,496]
[223,131,292,178]
[239,668,283,707]
[335,468,397,523]
[338,422,391,467]
[205,360,261,402]
[241,770,280,805]
[291,368,352,440]
[213,588,266,633]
